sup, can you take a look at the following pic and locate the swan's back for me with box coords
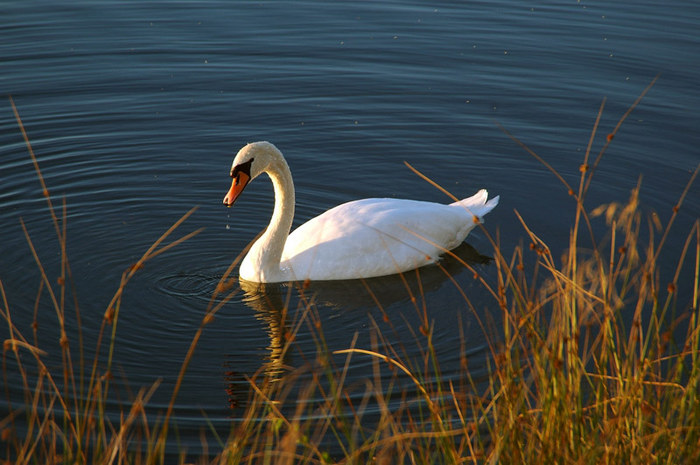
[280,190,498,281]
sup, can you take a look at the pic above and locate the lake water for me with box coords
[2,0,699,458]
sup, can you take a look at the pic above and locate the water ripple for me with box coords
[154,269,223,301]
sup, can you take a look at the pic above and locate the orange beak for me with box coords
[223,171,251,207]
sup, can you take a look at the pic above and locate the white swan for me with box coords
[223,141,499,283]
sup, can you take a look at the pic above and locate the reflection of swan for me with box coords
[223,281,292,410]
[223,142,498,283]
[239,281,291,379]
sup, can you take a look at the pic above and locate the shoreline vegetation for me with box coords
[3,80,700,464]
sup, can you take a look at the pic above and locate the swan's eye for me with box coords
[231,158,254,179]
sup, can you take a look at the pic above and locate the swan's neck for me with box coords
[243,158,295,281]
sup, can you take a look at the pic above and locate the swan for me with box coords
[223,141,499,283]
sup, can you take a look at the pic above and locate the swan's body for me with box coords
[224,142,498,283]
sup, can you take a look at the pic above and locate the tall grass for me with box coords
[3,79,699,464]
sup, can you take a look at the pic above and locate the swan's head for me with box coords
[223,141,284,207]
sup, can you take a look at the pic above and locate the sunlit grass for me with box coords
[3,78,700,464]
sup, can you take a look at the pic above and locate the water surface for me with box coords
[1,0,698,456]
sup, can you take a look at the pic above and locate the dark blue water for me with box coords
[2,0,699,456]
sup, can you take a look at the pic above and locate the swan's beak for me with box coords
[223,172,250,207]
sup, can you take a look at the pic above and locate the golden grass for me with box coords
[3,79,700,464]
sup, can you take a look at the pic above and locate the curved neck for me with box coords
[246,157,295,280]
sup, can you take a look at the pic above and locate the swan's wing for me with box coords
[281,195,490,281]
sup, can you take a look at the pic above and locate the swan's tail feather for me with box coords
[450,189,499,219]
